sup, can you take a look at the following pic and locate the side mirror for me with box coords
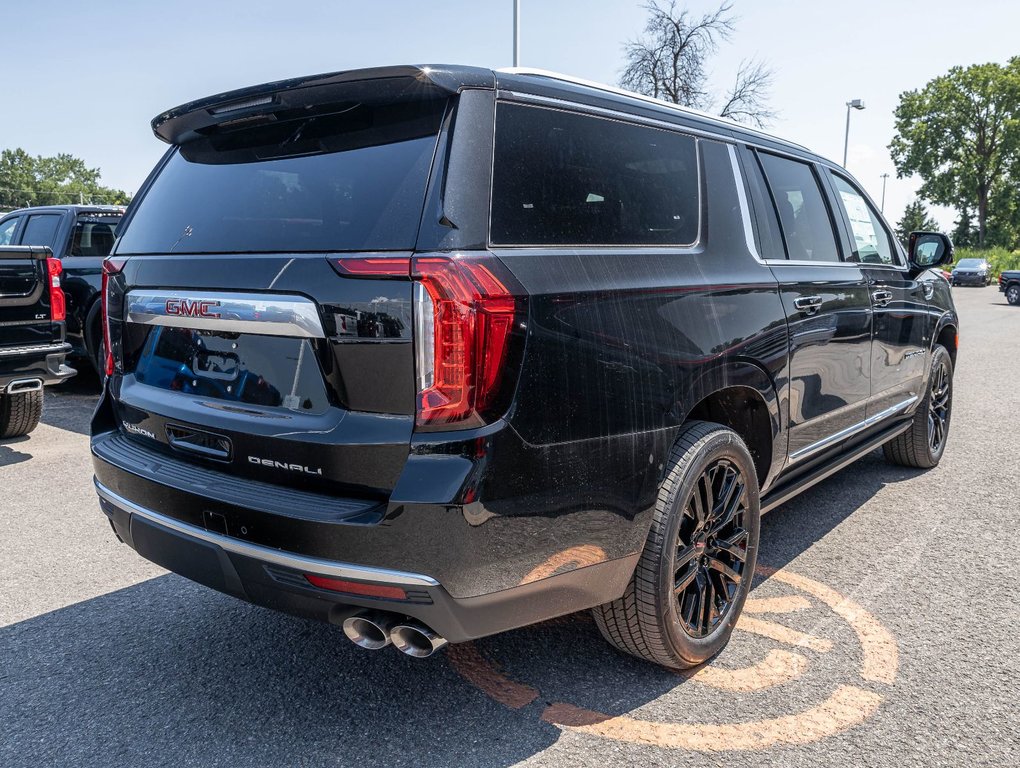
[908,231,954,273]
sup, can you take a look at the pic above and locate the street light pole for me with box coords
[880,173,889,212]
[843,98,865,167]
[512,0,520,67]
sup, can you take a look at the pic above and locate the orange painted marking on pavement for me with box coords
[735,615,833,653]
[445,644,538,710]
[759,567,898,684]
[684,649,807,692]
[540,685,884,751]
[743,595,812,614]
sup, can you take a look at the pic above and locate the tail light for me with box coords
[46,258,65,322]
[413,256,522,429]
[102,257,128,376]
[327,254,525,430]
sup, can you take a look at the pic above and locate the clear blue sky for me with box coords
[3,0,1016,228]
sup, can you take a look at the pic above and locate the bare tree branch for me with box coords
[619,1,774,127]
[717,59,776,128]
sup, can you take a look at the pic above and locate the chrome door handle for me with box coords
[872,290,893,307]
[793,296,823,314]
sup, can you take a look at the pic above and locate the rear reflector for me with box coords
[303,574,408,600]
[46,258,65,322]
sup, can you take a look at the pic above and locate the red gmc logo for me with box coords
[165,298,221,318]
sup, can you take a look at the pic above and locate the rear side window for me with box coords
[491,103,699,246]
[757,153,840,263]
[19,214,61,249]
[830,174,898,266]
[117,99,447,254]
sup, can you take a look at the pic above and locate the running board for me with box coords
[761,419,912,514]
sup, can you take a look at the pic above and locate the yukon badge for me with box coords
[165,298,221,318]
[248,456,323,476]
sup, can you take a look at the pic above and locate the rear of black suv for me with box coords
[92,66,649,651]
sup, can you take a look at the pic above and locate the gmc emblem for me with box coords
[165,298,221,318]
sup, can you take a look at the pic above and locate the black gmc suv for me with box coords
[91,65,958,668]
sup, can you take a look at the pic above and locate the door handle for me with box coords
[793,296,823,314]
[872,289,893,307]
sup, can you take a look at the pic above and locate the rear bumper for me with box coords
[0,342,75,390]
[95,480,637,642]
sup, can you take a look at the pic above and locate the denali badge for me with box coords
[165,298,221,318]
[122,422,156,440]
[248,456,323,476]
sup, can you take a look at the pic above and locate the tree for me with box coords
[952,208,978,249]
[895,199,939,247]
[620,1,774,128]
[0,149,130,209]
[889,58,1020,248]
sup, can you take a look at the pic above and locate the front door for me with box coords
[825,171,928,417]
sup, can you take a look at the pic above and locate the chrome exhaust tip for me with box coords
[391,622,448,658]
[342,613,397,650]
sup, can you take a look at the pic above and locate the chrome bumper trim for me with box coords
[0,342,71,358]
[94,480,439,588]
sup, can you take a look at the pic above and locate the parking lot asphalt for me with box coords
[2,285,1018,768]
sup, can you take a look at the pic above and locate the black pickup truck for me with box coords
[0,205,124,373]
[999,271,1020,305]
[0,244,76,437]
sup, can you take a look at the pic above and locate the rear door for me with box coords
[104,90,449,500]
[824,169,928,416]
[748,149,874,464]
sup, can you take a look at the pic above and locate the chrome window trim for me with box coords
[94,481,441,588]
[125,290,325,338]
[488,99,703,250]
[788,395,919,464]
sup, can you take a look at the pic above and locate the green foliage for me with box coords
[895,199,938,246]
[0,148,130,209]
[953,247,1020,278]
[890,58,1020,248]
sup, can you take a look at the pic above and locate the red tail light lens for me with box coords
[303,574,407,600]
[102,257,127,376]
[46,258,65,322]
[413,256,520,428]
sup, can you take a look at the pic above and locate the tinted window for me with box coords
[0,217,18,246]
[757,153,840,262]
[68,214,121,256]
[19,214,62,249]
[831,174,897,266]
[956,259,984,268]
[491,103,699,246]
[117,99,446,254]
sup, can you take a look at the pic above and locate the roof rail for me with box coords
[495,67,812,155]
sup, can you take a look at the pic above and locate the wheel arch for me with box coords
[676,361,784,491]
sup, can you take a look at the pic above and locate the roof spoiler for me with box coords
[151,64,495,145]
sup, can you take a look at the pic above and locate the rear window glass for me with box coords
[117,99,446,254]
[491,103,699,247]
[69,214,121,256]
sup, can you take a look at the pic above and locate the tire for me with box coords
[592,421,761,669]
[883,344,953,469]
[1006,284,1020,306]
[84,300,106,377]
[0,389,44,438]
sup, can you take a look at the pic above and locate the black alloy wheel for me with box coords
[928,356,951,456]
[673,458,749,638]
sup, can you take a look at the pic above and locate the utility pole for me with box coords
[880,173,889,212]
[512,0,520,67]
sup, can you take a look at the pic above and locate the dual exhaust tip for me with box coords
[342,613,448,658]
